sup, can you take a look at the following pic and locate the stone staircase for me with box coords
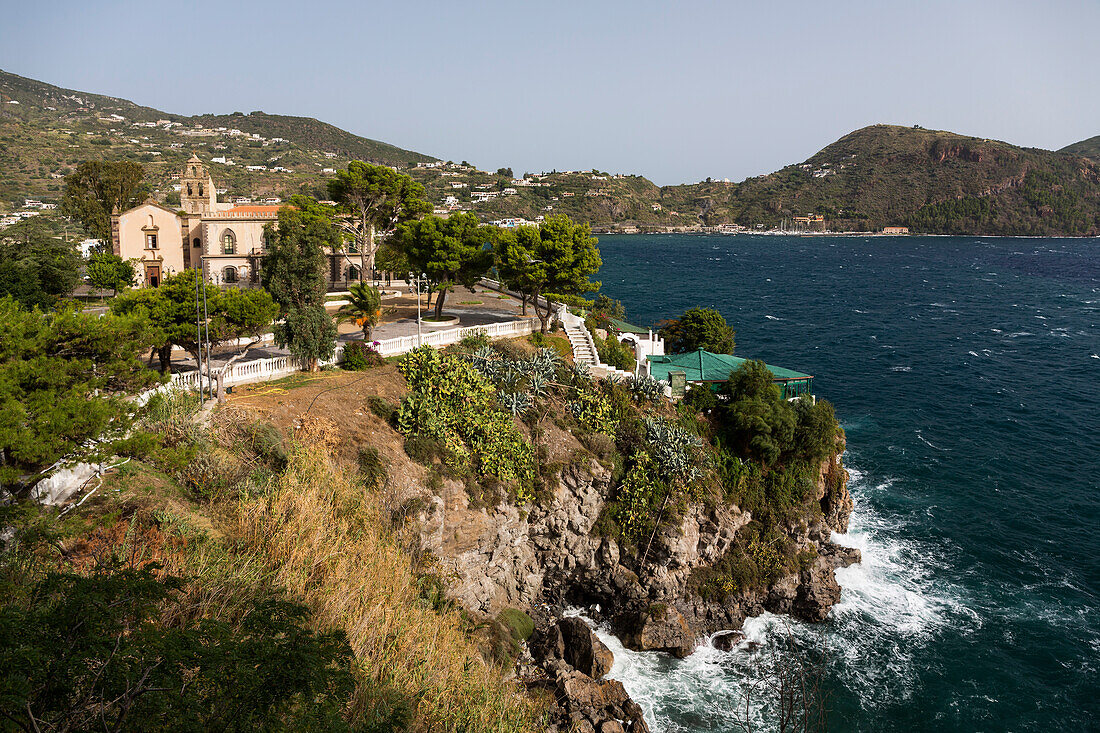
[564,323,598,365]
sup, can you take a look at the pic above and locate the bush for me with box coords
[357,446,386,490]
[459,329,491,351]
[367,395,397,423]
[404,434,445,465]
[248,420,287,469]
[342,340,384,371]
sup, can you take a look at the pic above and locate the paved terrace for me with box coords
[166,283,534,371]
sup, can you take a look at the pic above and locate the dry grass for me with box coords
[235,417,545,732]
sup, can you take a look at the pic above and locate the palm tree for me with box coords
[337,281,382,341]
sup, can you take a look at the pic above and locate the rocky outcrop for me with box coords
[617,605,695,658]
[530,617,649,733]
[423,443,858,666]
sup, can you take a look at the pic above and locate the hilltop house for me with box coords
[112,155,367,288]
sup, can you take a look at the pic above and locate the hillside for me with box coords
[0,68,436,210]
[2,68,1099,235]
[1060,135,1100,163]
[660,125,1100,236]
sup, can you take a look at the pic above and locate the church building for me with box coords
[112,155,367,288]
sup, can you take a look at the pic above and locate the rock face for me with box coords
[530,618,649,733]
[535,617,615,679]
[423,441,858,660]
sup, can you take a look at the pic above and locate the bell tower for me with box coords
[180,154,216,214]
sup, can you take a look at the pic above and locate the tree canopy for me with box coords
[0,563,357,732]
[494,214,602,332]
[0,217,82,308]
[717,360,795,467]
[85,252,135,295]
[262,206,339,371]
[393,212,495,318]
[659,307,735,354]
[111,270,277,374]
[327,161,430,268]
[61,160,147,242]
[0,297,160,490]
[336,281,382,341]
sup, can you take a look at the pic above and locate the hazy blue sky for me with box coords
[2,0,1097,184]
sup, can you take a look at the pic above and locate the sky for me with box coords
[2,0,1098,185]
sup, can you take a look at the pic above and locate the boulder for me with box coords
[558,617,615,678]
[711,630,745,651]
[619,605,695,658]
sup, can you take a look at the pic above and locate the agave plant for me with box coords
[498,389,533,415]
[627,374,665,402]
[570,362,592,383]
[645,417,703,482]
[528,372,550,398]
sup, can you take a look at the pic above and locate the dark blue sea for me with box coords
[591,234,1100,732]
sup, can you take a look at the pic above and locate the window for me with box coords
[223,266,239,284]
[193,237,201,248]
[221,230,236,255]
[187,184,193,196]
[347,265,361,281]
[145,233,158,249]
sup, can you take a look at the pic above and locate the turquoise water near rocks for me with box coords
[592,234,1100,732]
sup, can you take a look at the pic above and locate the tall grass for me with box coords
[235,420,545,732]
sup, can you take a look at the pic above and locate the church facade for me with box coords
[112,155,368,288]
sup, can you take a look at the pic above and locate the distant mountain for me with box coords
[1059,135,1100,163]
[2,68,1098,236]
[659,125,1100,236]
[0,68,436,207]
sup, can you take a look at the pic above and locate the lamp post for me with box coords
[408,271,427,347]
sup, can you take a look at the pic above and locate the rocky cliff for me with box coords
[416,442,858,656]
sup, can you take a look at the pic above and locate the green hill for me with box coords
[0,68,436,210]
[660,125,1100,236]
[2,68,1098,236]
[1059,135,1100,163]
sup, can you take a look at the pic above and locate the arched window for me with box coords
[223,266,239,284]
[347,265,361,281]
[189,166,196,176]
[193,237,201,248]
[221,229,236,255]
[187,184,193,196]
[198,184,204,197]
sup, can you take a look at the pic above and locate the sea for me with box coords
[590,234,1100,732]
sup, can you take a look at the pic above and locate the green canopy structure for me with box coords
[607,317,651,335]
[647,349,814,399]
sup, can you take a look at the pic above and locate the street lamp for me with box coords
[408,271,427,347]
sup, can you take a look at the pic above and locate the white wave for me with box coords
[1091,354,1099,360]
[764,315,781,320]
[890,366,912,372]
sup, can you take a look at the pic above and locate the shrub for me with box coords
[568,385,618,435]
[404,434,445,465]
[366,395,397,423]
[607,451,667,546]
[342,340,384,371]
[248,420,287,469]
[357,446,387,490]
[459,329,491,351]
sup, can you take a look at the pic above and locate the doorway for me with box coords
[146,264,161,288]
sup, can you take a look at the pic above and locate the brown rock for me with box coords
[600,721,625,733]
[558,617,615,678]
[620,605,695,658]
